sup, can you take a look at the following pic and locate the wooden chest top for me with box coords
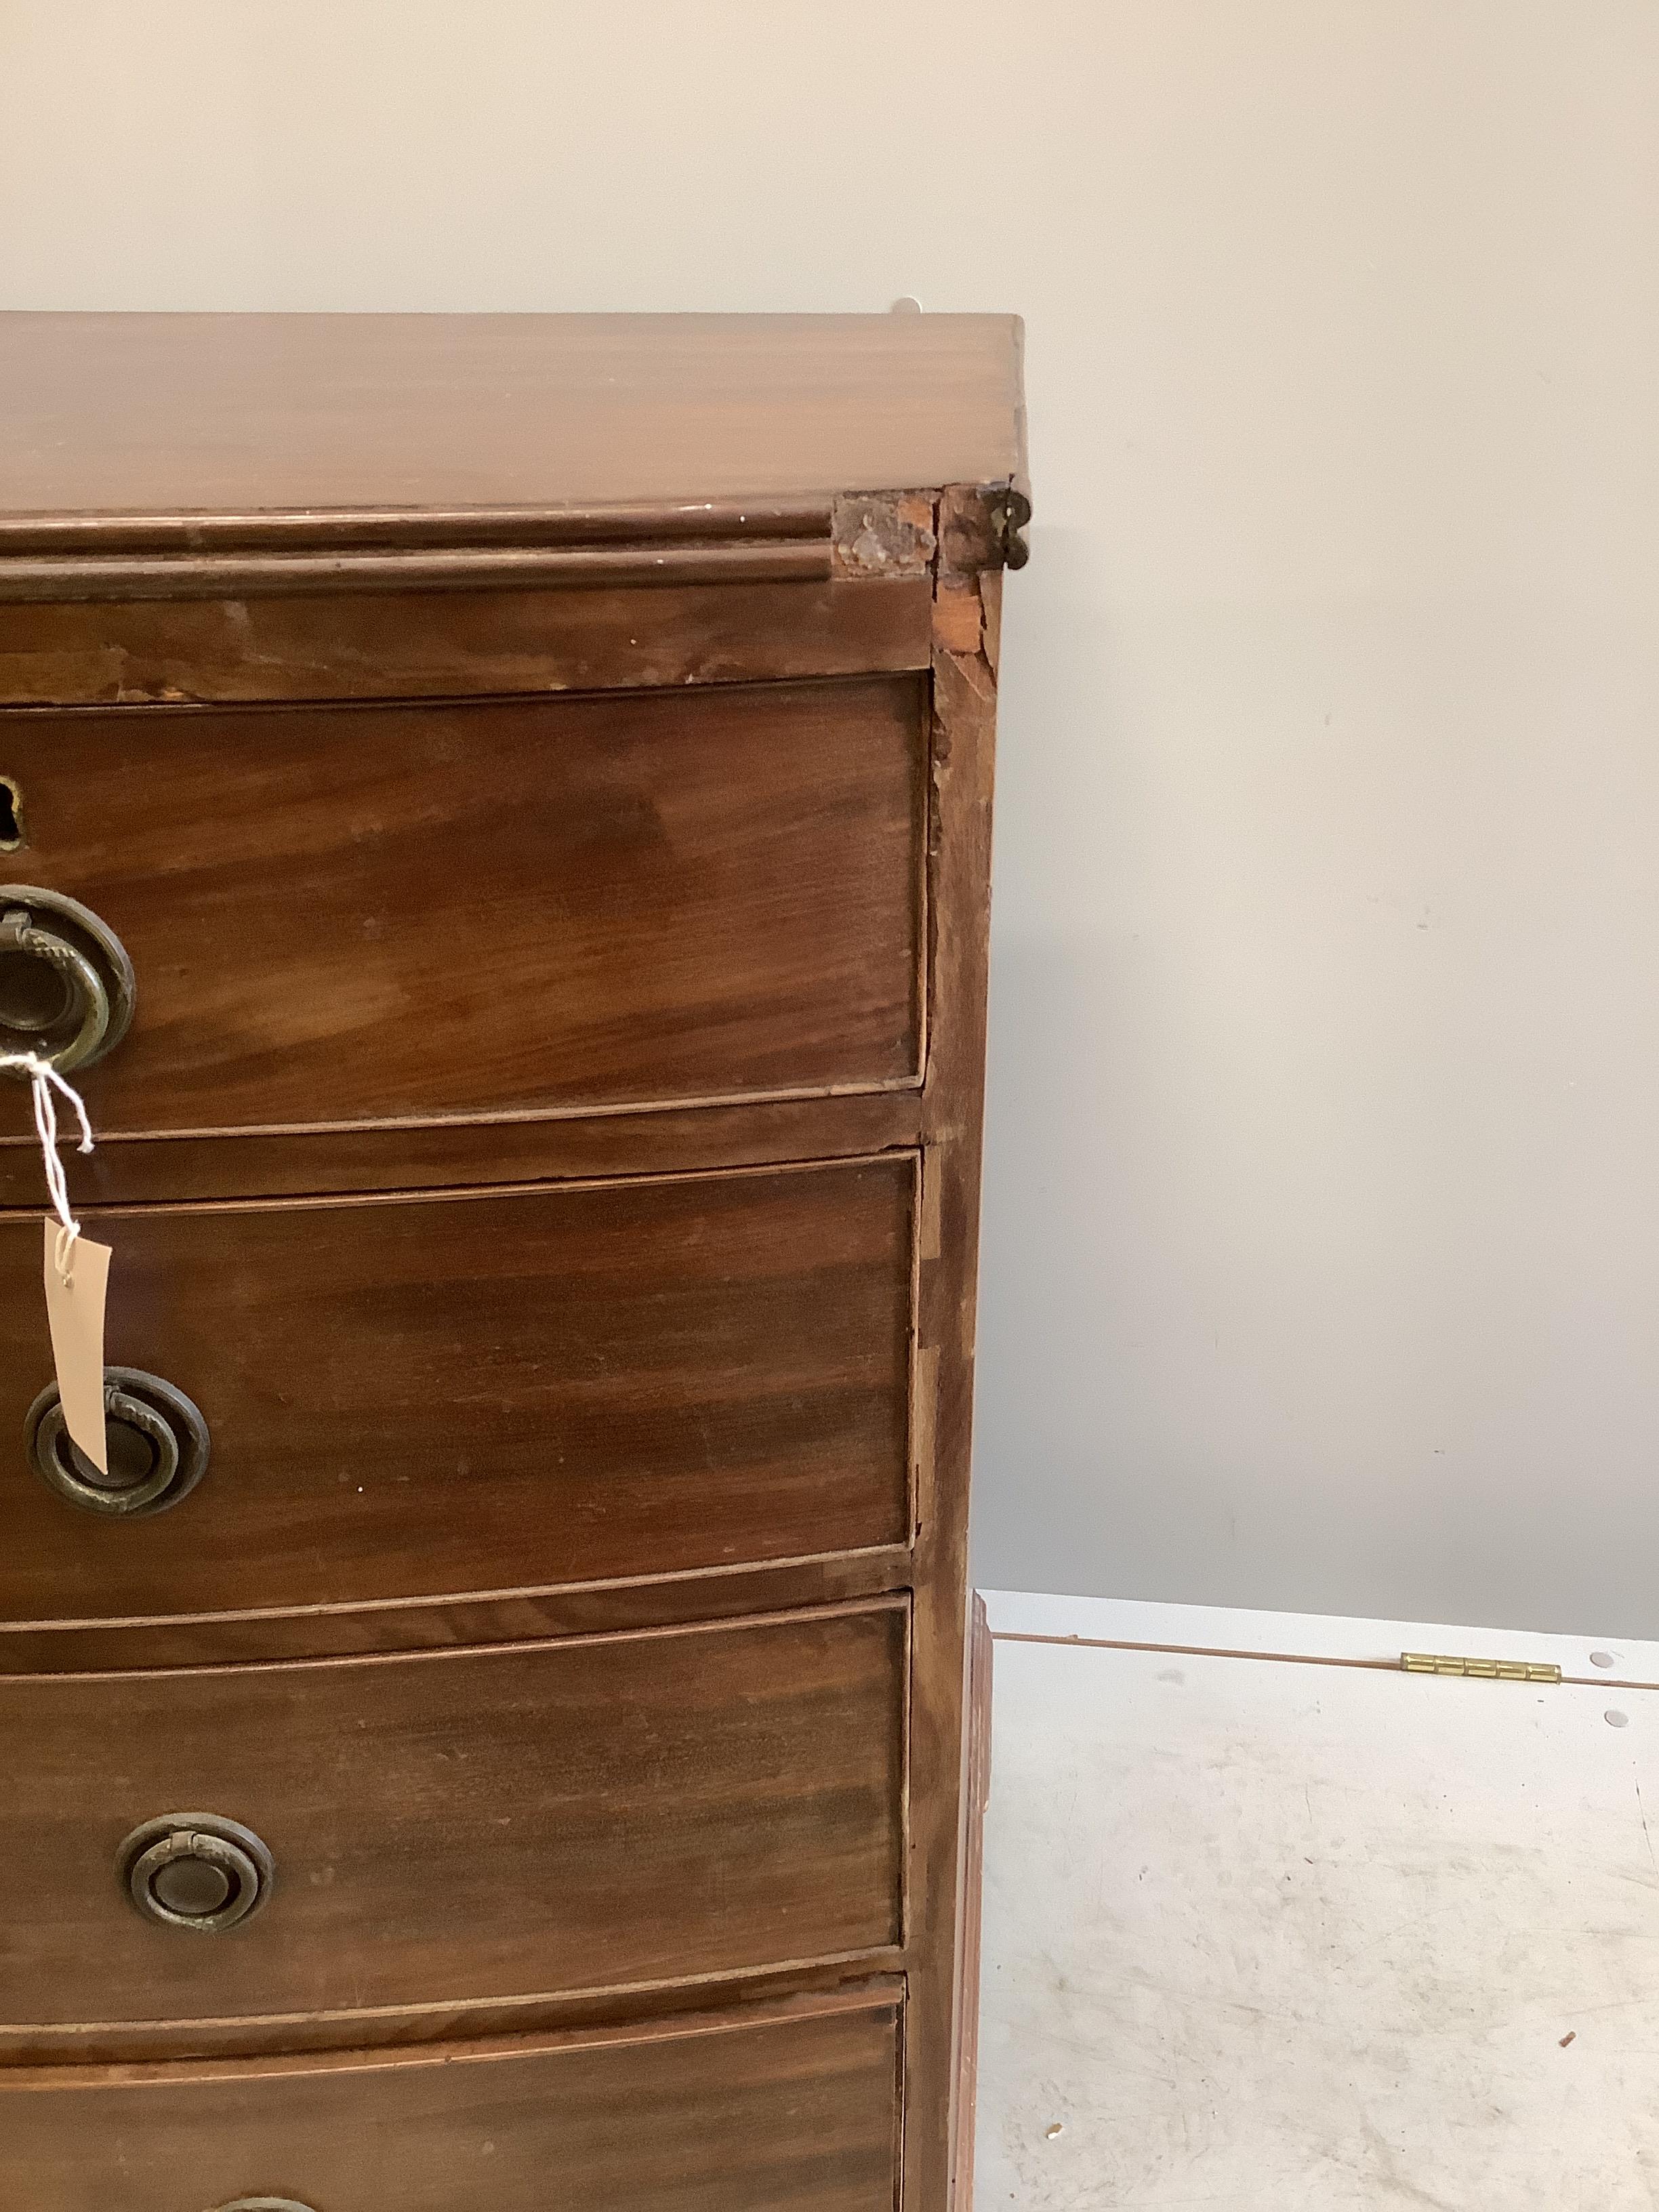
[0,310,1025,514]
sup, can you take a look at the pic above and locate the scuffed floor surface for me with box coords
[975,1599,1659,2209]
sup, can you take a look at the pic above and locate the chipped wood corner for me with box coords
[935,487,997,584]
[832,480,1029,613]
[923,481,1000,1109]
[831,491,939,580]
[979,569,1003,676]
[931,580,983,659]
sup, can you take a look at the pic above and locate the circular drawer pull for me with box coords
[213,2202,319,2211]
[118,1813,273,1932]
[214,2201,319,2211]
[0,885,135,1077]
[25,1365,209,1516]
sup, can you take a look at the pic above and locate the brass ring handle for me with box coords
[25,1366,210,1517]
[0,884,136,1077]
[0,914,108,1070]
[35,1387,177,1511]
[118,1813,274,1933]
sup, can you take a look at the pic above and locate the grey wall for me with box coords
[5,2,1657,1634]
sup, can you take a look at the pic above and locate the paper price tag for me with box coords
[43,1221,111,1476]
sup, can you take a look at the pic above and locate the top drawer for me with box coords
[0,676,925,1136]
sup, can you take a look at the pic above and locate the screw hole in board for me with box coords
[0,779,20,851]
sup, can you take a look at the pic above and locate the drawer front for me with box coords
[0,676,925,1133]
[0,1604,905,2034]
[0,1157,914,1625]
[0,1995,903,2212]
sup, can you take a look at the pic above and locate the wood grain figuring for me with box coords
[0,312,1025,514]
[0,1158,916,1625]
[0,676,925,1132]
[0,577,935,706]
[0,1603,906,2044]
[0,1991,903,2212]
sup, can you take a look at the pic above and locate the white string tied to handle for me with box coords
[0,1051,95,1279]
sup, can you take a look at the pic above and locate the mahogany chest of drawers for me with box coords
[0,310,1028,2212]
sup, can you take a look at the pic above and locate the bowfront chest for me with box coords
[0,309,1027,2212]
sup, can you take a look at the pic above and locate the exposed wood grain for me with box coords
[0,1603,907,2052]
[0,578,933,705]
[0,1088,922,1208]
[905,531,1004,2212]
[0,677,925,1133]
[0,312,1025,515]
[0,1988,902,2212]
[0,1158,916,1628]
[932,579,984,658]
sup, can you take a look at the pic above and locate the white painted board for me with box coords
[977,1625,1659,2209]
[980,1587,1659,1685]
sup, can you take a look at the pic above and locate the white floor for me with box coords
[975,1591,1659,2210]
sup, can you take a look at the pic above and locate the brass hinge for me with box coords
[989,487,1032,571]
[1402,1651,1561,1684]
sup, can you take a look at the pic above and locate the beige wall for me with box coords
[5,2,1656,1631]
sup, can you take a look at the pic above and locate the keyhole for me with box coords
[0,780,22,851]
